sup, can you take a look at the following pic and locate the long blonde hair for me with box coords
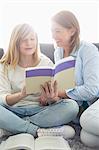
[0,24,40,68]
[52,10,80,50]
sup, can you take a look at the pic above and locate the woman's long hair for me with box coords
[52,10,80,50]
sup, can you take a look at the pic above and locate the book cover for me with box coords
[25,56,75,94]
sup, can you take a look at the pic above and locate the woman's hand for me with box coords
[58,90,69,99]
[39,80,60,106]
[39,84,48,106]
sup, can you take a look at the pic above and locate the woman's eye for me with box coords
[31,38,35,41]
[56,30,61,33]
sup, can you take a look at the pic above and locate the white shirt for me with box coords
[0,54,53,107]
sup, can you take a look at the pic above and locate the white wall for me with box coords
[0,0,99,51]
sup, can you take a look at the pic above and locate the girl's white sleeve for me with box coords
[0,64,11,105]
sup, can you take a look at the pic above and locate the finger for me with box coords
[39,95,46,103]
[48,81,53,93]
[44,82,50,97]
[40,86,47,105]
[40,85,46,97]
[50,81,55,97]
[54,80,58,95]
[40,98,47,106]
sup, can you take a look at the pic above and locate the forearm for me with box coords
[58,90,69,99]
[66,85,99,101]
[6,92,26,106]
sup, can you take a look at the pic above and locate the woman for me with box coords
[39,10,99,146]
[80,99,99,148]
[0,23,78,139]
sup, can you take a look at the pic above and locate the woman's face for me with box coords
[51,22,73,48]
[19,32,37,56]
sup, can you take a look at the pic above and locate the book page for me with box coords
[54,68,75,91]
[0,133,34,150]
[54,56,75,90]
[25,66,53,94]
[35,136,71,150]
[54,56,75,69]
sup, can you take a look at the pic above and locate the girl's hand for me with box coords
[6,86,28,106]
[20,86,28,98]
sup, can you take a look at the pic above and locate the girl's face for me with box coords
[19,32,37,56]
[51,22,74,48]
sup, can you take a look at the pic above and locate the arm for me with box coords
[67,44,99,101]
[6,86,27,106]
[0,64,27,106]
[58,90,69,99]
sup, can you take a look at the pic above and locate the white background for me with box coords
[0,0,99,51]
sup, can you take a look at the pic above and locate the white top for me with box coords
[0,54,53,107]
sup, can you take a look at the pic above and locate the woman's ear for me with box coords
[70,28,76,36]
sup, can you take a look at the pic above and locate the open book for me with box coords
[0,133,71,150]
[25,56,75,94]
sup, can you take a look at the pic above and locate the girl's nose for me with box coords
[26,39,32,45]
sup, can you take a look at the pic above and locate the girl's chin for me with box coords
[23,52,35,55]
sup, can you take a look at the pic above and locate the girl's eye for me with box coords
[21,39,27,42]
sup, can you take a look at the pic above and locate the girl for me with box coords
[0,23,78,139]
